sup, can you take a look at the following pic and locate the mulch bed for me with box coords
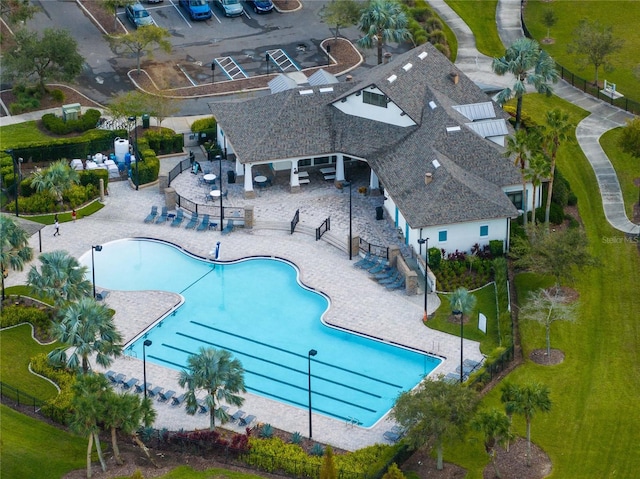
[529,348,565,366]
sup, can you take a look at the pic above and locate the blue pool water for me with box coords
[84,239,441,427]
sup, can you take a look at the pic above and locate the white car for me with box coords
[215,0,244,17]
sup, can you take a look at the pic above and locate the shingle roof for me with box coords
[210,43,521,227]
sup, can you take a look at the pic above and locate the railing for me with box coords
[316,217,330,240]
[168,158,193,186]
[0,381,45,413]
[358,238,389,260]
[175,193,244,223]
[290,209,299,235]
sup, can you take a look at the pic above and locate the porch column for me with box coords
[336,154,345,182]
[290,161,301,193]
[369,170,380,190]
[235,157,243,177]
[244,163,256,199]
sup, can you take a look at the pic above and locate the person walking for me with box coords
[72,209,77,222]
[53,214,60,236]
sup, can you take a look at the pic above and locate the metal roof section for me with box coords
[268,74,299,94]
[308,69,339,86]
[452,101,495,121]
[465,119,509,140]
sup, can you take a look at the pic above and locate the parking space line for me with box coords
[177,64,198,86]
[169,0,193,28]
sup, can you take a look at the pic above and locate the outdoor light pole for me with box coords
[142,339,152,399]
[211,61,215,84]
[6,149,20,217]
[219,150,224,228]
[91,245,102,299]
[326,44,331,67]
[266,52,270,75]
[344,180,353,260]
[418,238,429,320]
[128,116,139,190]
[456,310,463,383]
[308,349,317,438]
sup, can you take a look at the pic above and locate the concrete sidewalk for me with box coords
[429,0,639,236]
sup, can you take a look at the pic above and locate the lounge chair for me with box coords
[135,382,152,394]
[221,219,234,236]
[144,206,158,223]
[96,290,110,301]
[197,399,209,413]
[108,372,125,385]
[185,212,199,230]
[170,209,184,227]
[155,206,168,224]
[378,270,401,284]
[148,386,163,398]
[171,393,186,406]
[443,373,461,384]
[104,370,117,382]
[374,269,395,281]
[197,214,210,232]
[122,378,139,390]
[386,277,405,290]
[230,409,245,423]
[383,430,401,443]
[368,262,389,274]
[239,414,256,427]
[158,390,176,402]
[354,253,375,269]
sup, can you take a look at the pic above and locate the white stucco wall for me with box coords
[332,87,416,127]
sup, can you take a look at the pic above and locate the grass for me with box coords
[427,283,500,355]
[524,0,640,103]
[599,127,640,219]
[115,466,275,479]
[442,93,640,478]
[25,199,104,224]
[445,0,504,57]
[0,405,86,479]
[0,324,60,401]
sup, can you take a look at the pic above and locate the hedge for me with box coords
[41,109,101,135]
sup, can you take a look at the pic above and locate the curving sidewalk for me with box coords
[428,0,639,235]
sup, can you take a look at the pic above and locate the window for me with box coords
[363,91,388,108]
[480,225,489,237]
[298,159,311,167]
[507,191,523,210]
[438,230,447,242]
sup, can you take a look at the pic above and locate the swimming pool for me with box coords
[83,239,441,427]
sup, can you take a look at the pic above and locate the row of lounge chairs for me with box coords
[144,206,217,231]
[353,254,406,291]
[382,425,405,443]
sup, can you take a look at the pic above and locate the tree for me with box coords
[48,297,123,374]
[70,373,110,478]
[320,0,362,41]
[524,151,551,220]
[472,409,513,478]
[0,215,33,301]
[109,25,172,75]
[505,382,552,466]
[619,117,640,160]
[357,0,412,65]
[541,109,574,227]
[30,160,80,208]
[449,287,476,318]
[542,9,557,42]
[147,90,179,129]
[492,38,559,130]
[392,378,478,471]
[500,381,520,451]
[520,288,577,357]
[27,250,92,307]
[567,19,624,86]
[100,0,135,32]
[382,463,405,479]
[2,28,84,95]
[177,347,246,430]
[320,446,338,479]
[0,0,39,26]
[505,128,540,227]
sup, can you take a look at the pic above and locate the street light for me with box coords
[219,151,224,229]
[142,339,152,399]
[128,116,139,191]
[454,309,464,383]
[265,52,270,75]
[308,349,317,438]
[344,181,353,260]
[5,149,21,217]
[326,44,331,67]
[91,245,102,299]
[417,237,429,321]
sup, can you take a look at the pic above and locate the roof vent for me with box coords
[387,74,397,83]
[418,51,428,60]
[446,126,461,133]
[299,89,314,95]
[425,172,433,185]
[319,87,334,93]
[429,101,437,110]
[450,72,459,84]
[432,159,441,169]
[402,63,413,72]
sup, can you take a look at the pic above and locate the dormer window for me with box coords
[363,91,388,108]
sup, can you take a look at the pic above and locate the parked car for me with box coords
[214,0,244,17]
[179,0,212,20]
[245,0,273,13]
[147,0,163,4]
[125,3,154,28]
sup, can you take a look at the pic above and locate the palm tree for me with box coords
[524,151,551,223]
[357,0,412,65]
[500,381,520,452]
[472,409,513,478]
[509,382,552,466]
[30,160,80,209]
[492,38,559,130]
[542,109,574,228]
[70,373,110,478]
[504,129,535,227]
[449,287,477,319]
[48,297,123,374]
[178,347,246,430]
[0,215,34,301]
[27,250,92,307]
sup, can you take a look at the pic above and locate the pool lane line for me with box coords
[165,337,384,400]
[189,321,403,389]
[147,350,377,414]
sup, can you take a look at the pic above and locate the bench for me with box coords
[324,174,336,181]
[299,178,310,184]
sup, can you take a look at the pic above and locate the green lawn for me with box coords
[445,0,504,57]
[0,404,86,479]
[0,324,60,401]
[599,127,640,219]
[115,466,275,479]
[441,93,640,478]
[25,200,104,224]
[524,0,640,103]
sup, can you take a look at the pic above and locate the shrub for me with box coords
[290,431,303,444]
[0,305,52,336]
[30,353,76,424]
[13,192,57,214]
[427,247,441,270]
[137,151,160,186]
[191,116,216,132]
[552,168,570,206]
[548,202,565,225]
[143,129,183,155]
[310,443,325,456]
[567,191,578,206]
[50,89,65,102]
[79,168,109,192]
[259,423,273,438]
[489,240,504,257]
[41,109,101,135]
[62,184,90,208]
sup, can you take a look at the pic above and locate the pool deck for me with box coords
[7,158,484,452]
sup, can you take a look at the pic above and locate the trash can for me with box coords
[227,170,236,184]
[142,113,150,129]
[376,206,384,220]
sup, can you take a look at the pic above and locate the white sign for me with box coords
[478,312,487,334]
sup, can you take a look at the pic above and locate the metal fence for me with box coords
[291,209,300,234]
[358,238,389,260]
[316,217,330,240]
[167,158,193,186]
[0,381,45,413]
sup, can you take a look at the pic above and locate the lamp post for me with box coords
[308,349,317,438]
[265,52,270,75]
[344,180,353,260]
[128,116,139,191]
[6,149,20,217]
[454,309,463,383]
[142,339,152,399]
[91,245,102,299]
[219,150,224,229]
[326,44,331,67]
[417,238,429,320]
[211,61,215,83]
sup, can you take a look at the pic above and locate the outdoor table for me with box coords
[255,175,268,187]
[319,167,336,175]
[203,173,217,184]
[210,190,221,198]
[298,171,309,178]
